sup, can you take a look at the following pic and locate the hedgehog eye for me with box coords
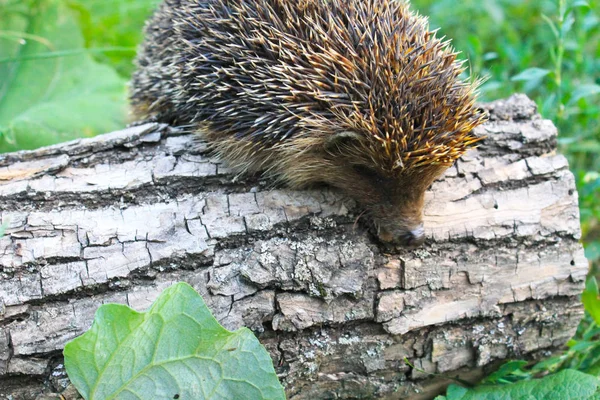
[324,131,363,152]
[353,165,380,179]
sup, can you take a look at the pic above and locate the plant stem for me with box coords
[555,0,566,120]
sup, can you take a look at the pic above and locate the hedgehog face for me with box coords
[340,164,444,247]
[322,134,448,247]
[363,167,446,248]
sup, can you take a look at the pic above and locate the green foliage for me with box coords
[0,0,127,152]
[67,0,160,77]
[583,277,600,325]
[64,282,285,400]
[580,171,600,262]
[434,370,599,400]
[480,361,530,385]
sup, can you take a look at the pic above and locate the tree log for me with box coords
[0,94,588,399]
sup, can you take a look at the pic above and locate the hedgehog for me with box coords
[130,0,486,247]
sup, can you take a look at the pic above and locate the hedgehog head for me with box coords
[316,129,478,247]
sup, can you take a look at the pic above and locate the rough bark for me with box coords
[0,94,588,399]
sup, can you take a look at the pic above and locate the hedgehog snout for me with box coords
[402,224,426,247]
[366,189,427,247]
[376,222,425,248]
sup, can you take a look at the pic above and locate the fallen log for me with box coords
[0,94,587,399]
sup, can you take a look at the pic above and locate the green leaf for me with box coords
[433,384,469,400]
[438,370,599,400]
[569,84,600,104]
[510,67,551,82]
[583,326,600,342]
[562,12,576,36]
[529,354,567,375]
[569,340,600,353]
[583,361,600,377]
[0,0,126,153]
[583,277,600,326]
[569,1,591,11]
[482,360,529,384]
[64,282,285,400]
[446,384,469,399]
[541,14,559,39]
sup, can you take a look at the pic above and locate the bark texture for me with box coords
[0,95,588,399]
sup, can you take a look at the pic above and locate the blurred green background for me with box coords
[0,0,599,387]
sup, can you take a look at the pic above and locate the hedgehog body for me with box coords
[131,0,486,246]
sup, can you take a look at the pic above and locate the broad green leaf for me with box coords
[510,68,551,82]
[583,277,600,326]
[64,282,285,400]
[436,370,599,400]
[0,0,126,153]
[446,384,468,399]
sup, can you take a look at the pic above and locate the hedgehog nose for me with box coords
[404,225,425,247]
